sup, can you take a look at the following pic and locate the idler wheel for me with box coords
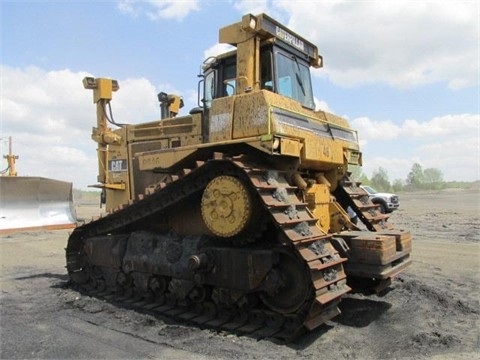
[201,176,252,238]
[260,252,311,314]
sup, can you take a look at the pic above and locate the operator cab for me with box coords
[201,42,316,110]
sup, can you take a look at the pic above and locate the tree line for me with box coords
[349,162,474,192]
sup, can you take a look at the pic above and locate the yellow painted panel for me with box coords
[138,148,196,170]
[280,138,301,156]
[95,78,113,102]
[232,92,269,138]
[210,97,235,142]
[305,184,330,233]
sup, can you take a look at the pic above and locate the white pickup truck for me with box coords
[360,185,400,213]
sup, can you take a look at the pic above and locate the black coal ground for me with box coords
[1,190,478,359]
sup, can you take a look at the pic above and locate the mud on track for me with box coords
[1,190,479,359]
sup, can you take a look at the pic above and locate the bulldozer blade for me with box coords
[0,177,77,234]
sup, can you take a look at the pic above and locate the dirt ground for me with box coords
[1,189,479,359]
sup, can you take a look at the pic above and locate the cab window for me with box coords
[275,51,315,109]
[204,70,215,108]
[222,62,236,96]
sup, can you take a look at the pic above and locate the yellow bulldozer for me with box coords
[0,137,76,234]
[66,13,412,340]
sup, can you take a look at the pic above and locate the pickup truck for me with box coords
[360,185,400,213]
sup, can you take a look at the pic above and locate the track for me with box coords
[66,153,350,341]
[334,176,412,294]
[334,176,393,232]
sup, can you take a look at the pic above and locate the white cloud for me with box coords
[117,0,199,21]
[146,0,199,21]
[0,66,161,189]
[314,97,331,112]
[402,114,478,138]
[116,1,477,90]
[353,113,480,181]
[117,0,138,16]
[274,0,478,90]
[1,65,478,192]
[203,43,236,59]
[354,113,479,141]
[233,0,270,15]
[1,66,93,134]
[114,77,159,122]
[352,117,401,141]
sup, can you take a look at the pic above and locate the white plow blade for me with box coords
[0,177,77,234]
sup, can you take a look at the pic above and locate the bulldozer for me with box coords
[0,137,77,234]
[66,13,412,340]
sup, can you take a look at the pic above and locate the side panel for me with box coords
[209,97,235,142]
[224,90,360,170]
[232,92,270,138]
[105,114,203,208]
[271,107,344,166]
[129,139,169,199]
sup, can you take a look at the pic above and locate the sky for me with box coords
[1,0,479,190]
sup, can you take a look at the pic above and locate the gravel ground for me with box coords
[1,189,479,359]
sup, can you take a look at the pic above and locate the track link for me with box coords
[334,177,392,231]
[332,176,412,294]
[238,161,350,330]
[66,153,350,341]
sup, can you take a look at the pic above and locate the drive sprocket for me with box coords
[201,175,252,238]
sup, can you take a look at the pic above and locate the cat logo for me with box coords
[109,159,127,172]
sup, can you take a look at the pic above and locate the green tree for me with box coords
[392,179,405,192]
[348,165,370,185]
[424,168,444,190]
[371,167,391,191]
[359,173,370,186]
[348,165,363,181]
[406,163,424,190]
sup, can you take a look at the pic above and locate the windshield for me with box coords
[362,186,377,194]
[276,52,315,109]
